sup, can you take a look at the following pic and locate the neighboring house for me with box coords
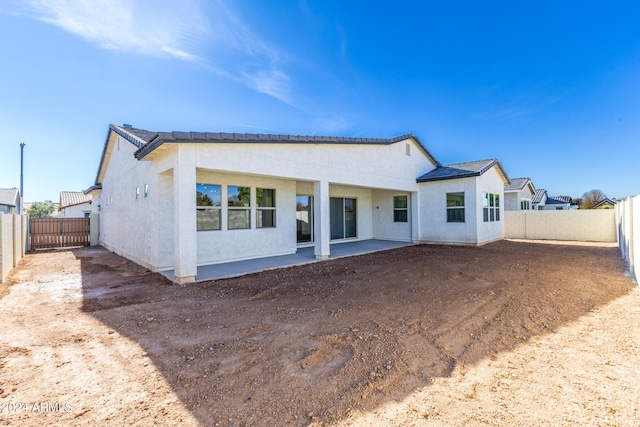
[592,198,616,209]
[0,188,20,214]
[532,189,570,210]
[504,177,535,210]
[90,124,510,284]
[59,191,92,218]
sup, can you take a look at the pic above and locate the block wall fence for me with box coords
[617,195,639,284]
[504,210,617,243]
[0,213,28,284]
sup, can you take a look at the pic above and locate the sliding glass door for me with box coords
[330,197,357,240]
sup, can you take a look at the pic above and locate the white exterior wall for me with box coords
[60,202,92,218]
[372,190,413,242]
[0,214,27,283]
[100,135,160,270]
[475,168,506,244]
[417,166,505,245]
[504,187,533,211]
[101,136,439,276]
[418,177,479,244]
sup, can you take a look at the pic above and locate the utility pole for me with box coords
[20,142,25,214]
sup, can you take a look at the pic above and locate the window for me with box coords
[520,200,530,210]
[228,186,250,229]
[483,193,500,222]
[196,183,221,231]
[144,184,149,198]
[393,195,408,222]
[446,192,465,223]
[136,187,140,200]
[256,188,276,228]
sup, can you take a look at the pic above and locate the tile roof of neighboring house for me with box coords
[108,124,442,166]
[532,189,547,204]
[60,191,92,209]
[0,188,19,207]
[546,195,571,204]
[416,159,510,183]
[504,177,531,192]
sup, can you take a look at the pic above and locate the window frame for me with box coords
[393,195,408,223]
[227,185,251,230]
[256,188,276,228]
[483,192,501,222]
[446,192,465,223]
[196,183,222,231]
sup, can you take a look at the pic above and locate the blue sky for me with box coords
[1,0,639,203]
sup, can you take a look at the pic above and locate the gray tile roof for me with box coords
[504,177,530,191]
[108,124,441,167]
[0,188,19,207]
[416,159,509,183]
[60,191,92,209]
[532,189,547,204]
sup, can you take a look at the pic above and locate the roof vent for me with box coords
[123,123,133,129]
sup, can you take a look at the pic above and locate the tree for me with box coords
[26,201,56,218]
[580,189,607,210]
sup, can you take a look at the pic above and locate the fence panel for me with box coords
[30,218,90,249]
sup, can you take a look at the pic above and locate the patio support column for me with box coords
[314,180,330,260]
[411,191,420,242]
[173,145,197,284]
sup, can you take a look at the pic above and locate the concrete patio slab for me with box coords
[160,239,413,282]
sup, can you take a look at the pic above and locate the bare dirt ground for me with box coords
[0,240,638,426]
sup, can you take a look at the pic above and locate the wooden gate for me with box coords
[30,218,90,249]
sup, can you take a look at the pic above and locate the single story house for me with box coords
[532,189,571,210]
[0,188,20,214]
[504,177,535,210]
[90,124,510,284]
[59,191,93,218]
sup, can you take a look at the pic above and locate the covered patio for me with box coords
[160,239,414,282]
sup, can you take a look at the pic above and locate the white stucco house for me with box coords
[90,124,510,284]
[504,177,535,210]
[532,189,571,210]
[59,191,92,218]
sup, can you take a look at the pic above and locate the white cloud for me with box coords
[21,0,207,61]
[16,0,296,105]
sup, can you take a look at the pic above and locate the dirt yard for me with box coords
[0,240,638,426]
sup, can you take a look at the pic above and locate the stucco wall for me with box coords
[417,166,505,245]
[100,135,159,270]
[504,210,617,242]
[418,177,479,244]
[0,213,26,283]
[504,187,533,211]
[165,138,436,192]
[372,189,412,242]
